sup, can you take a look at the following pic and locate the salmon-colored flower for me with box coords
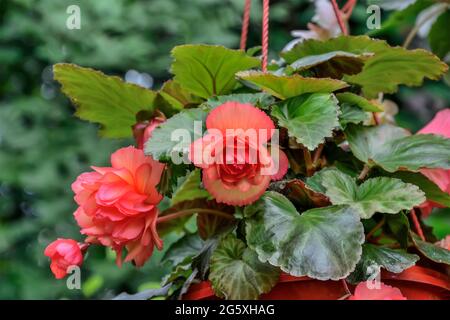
[189,102,288,206]
[348,282,407,300]
[418,109,450,217]
[132,117,165,150]
[44,239,83,279]
[72,146,165,267]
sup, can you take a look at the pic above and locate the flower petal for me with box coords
[206,102,275,143]
[203,170,271,206]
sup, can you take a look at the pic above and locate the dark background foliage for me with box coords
[0,0,448,299]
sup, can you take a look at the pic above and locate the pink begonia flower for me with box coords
[348,282,407,300]
[44,239,83,279]
[72,146,165,267]
[417,109,450,217]
[132,117,165,150]
[189,102,289,206]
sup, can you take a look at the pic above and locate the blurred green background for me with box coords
[0,0,448,299]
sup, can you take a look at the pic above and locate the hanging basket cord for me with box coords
[240,0,252,51]
[239,0,270,72]
[261,0,270,72]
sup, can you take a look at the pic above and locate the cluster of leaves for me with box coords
[53,32,450,300]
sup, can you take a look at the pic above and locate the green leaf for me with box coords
[53,63,157,138]
[347,244,419,284]
[171,170,210,206]
[373,134,450,172]
[282,36,389,63]
[386,213,411,248]
[171,45,260,99]
[345,124,409,164]
[345,48,448,98]
[412,234,450,265]
[288,51,373,79]
[271,93,340,150]
[159,80,203,110]
[286,37,448,98]
[162,233,205,266]
[245,192,365,280]
[145,108,207,162]
[345,124,450,172]
[336,92,383,112]
[306,169,425,219]
[209,234,280,300]
[429,11,450,59]
[236,71,348,99]
[389,171,450,207]
[339,104,370,127]
[204,93,275,110]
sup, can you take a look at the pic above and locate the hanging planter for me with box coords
[43,0,450,300]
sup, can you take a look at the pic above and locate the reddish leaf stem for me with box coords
[330,0,348,35]
[157,208,234,224]
[410,208,425,241]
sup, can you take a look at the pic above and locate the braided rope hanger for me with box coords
[240,0,270,72]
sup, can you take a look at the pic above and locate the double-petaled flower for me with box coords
[72,146,165,267]
[189,102,288,206]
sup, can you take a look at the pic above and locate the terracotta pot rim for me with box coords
[183,265,450,300]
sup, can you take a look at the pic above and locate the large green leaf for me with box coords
[412,234,450,265]
[282,36,389,63]
[288,51,373,79]
[283,36,448,98]
[306,169,425,219]
[236,71,348,99]
[245,192,365,280]
[345,124,450,172]
[347,244,419,284]
[171,170,210,206]
[336,92,383,112]
[429,11,450,59]
[209,234,280,300]
[345,124,409,164]
[170,45,260,99]
[345,48,448,98]
[271,93,340,150]
[145,108,207,162]
[389,171,450,207]
[53,63,157,138]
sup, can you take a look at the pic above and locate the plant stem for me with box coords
[330,0,348,35]
[303,148,314,176]
[358,164,370,180]
[365,217,385,240]
[342,0,357,15]
[313,144,324,166]
[410,208,425,241]
[157,208,234,224]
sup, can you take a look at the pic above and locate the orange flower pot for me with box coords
[183,266,450,300]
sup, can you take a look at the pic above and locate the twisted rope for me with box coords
[261,0,270,72]
[240,0,252,50]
